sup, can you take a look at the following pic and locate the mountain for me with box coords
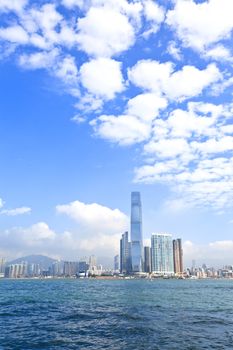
[9,255,57,270]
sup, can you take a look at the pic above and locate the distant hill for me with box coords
[9,255,57,270]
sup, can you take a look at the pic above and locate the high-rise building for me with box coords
[120,231,131,274]
[144,246,151,273]
[151,233,174,275]
[89,255,97,269]
[131,192,143,273]
[0,258,6,274]
[114,255,119,272]
[173,239,183,275]
[63,261,78,276]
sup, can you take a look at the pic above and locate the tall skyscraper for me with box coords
[151,233,174,274]
[131,192,143,273]
[144,246,151,273]
[120,231,131,274]
[173,239,183,275]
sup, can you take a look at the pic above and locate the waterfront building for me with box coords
[120,231,131,274]
[6,263,28,278]
[63,261,78,277]
[173,239,183,275]
[0,258,6,274]
[89,255,97,269]
[144,246,151,273]
[151,233,174,275]
[78,260,89,274]
[114,255,119,272]
[51,261,63,277]
[130,192,143,273]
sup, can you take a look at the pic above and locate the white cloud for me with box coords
[55,55,78,85]
[211,77,233,96]
[62,0,85,9]
[142,0,165,37]
[0,221,121,260]
[0,198,3,208]
[166,0,233,52]
[91,114,152,145]
[135,102,233,209]
[126,93,167,121]
[204,45,232,61]
[80,58,124,99]
[74,94,103,112]
[71,114,86,124]
[128,60,221,101]
[19,49,59,70]
[0,0,27,13]
[183,240,233,267]
[164,64,221,101]
[128,59,173,94]
[28,3,63,42]
[144,138,190,158]
[4,222,56,248]
[0,207,31,216]
[90,93,167,145]
[0,25,29,44]
[0,199,126,259]
[56,200,128,234]
[19,49,78,87]
[76,6,135,57]
[143,0,164,23]
[167,41,182,60]
[192,136,233,154]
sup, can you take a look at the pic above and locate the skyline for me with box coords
[1,0,233,266]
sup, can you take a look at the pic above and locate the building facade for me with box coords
[130,192,143,273]
[120,231,131,274]
[144,246,151,273]
[173,239,183,275]
[114,255,119,272]
[151,233,174,275]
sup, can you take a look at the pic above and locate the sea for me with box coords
[0,278,233,350]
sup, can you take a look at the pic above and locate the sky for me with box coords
[0,0,233,267]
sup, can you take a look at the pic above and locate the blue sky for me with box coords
[0,0,233,266]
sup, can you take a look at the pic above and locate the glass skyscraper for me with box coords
[130,192,143,273]
[151,233,174,274]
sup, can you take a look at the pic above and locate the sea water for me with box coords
[0,279,233,349]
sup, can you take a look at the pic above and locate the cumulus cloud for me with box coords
[166,0,233,52]
[203,45,232,62]
[0,199,129,259]
[0,221,121,261]
[19,49,59,69]
[0,0,233,214]
[128,60,221,101]
[142,0,165,37]
[0,25,29,44]
[91,114,152,145]
[0,0,27,13]
[91,93,167,145]
[80,58,124,99]
[135,102,233,209]
[76,6,135,57]
[0,197,128,259]
[56,199,128,234]
[167,41,182,61]
[0,207,31,216]
[62,0,85,9]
